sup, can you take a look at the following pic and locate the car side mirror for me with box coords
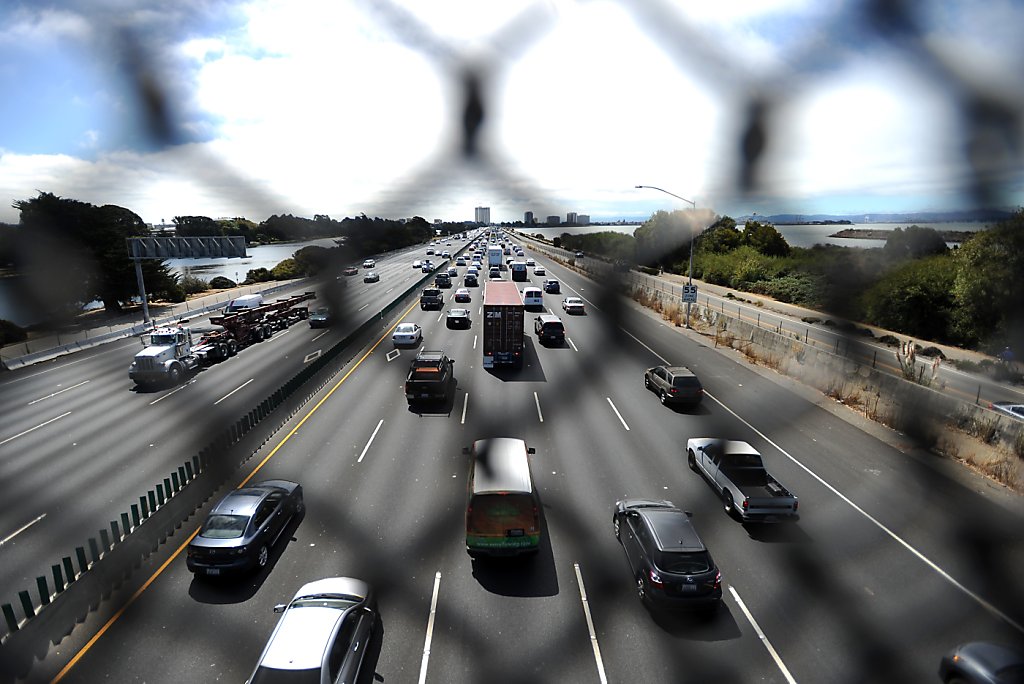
[684,510,693,517]
[527,447,536,455]
[273,604,287,613]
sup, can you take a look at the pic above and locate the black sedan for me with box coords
[187,480,304,577]
[446,308,471,329]
[613,499,722,613]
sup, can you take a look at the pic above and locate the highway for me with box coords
[7,233,1024,683]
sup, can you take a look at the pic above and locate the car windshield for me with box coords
[657,551,711,574]
[199,514,250,539]
[249,666,321,684]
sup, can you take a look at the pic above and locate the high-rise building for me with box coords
[578,214,590,226]
[474,207,491,224]
[524,211,534,225]
[566,212,578,225]
[546,215,560,226]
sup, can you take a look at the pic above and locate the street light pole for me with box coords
[635,185,697,328]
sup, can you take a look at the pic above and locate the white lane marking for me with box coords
[266,329,290,343]
[304,350,322,363]
[358,419,384,463]
[147,380,193,406]
[707,389,1024,635]
[357,303,369,312]
[213,379,254,405]
[311,331,329,342]
[534,391,544,423]
[417,571,442,684]
[461,393,469,425]
[567,336,579,352]
[1,513,47,546]
[606,397,630,431]
[386,287,395,294]
[573,563,609,684]
[473,335,478,350]
[437,311,444,323]
[0,411,72,447]
[386,348,402,362]
[729,586,797,683]
[27,380,91,405]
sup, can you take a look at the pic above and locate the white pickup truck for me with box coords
[686,438,799,523]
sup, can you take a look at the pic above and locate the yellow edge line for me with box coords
[51,301,418,683]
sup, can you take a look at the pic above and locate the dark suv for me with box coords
[420,287,444,310]
[644,365,703,407]
[612,499,722,612]
[405,350,455,404]
[534,314,565,345]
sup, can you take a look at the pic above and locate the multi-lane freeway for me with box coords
[4,232,1024,683]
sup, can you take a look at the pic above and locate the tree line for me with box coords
[556,210,1024,353]
[0,192,467,343]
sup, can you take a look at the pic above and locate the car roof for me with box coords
[664,366,697,377]
[213,486,277,515]
[260,606,345,670]
[640,509,706,552]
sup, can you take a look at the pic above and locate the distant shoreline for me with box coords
[829,228,978,242]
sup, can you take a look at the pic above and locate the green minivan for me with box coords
[464,438,541,557]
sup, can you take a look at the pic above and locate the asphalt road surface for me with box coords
[8,234,1024,684]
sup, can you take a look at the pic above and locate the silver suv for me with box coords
[246,577,378,684]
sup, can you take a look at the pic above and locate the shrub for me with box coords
[801,316,821,324]
[878,334,901,346]
[179,274,209,296]
[638,266,659,276]
[0,319,28,346]
[917,346,946,359]
[209,276,236,289]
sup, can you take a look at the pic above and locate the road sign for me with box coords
[682,284,698,303]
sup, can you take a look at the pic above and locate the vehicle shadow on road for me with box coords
[743,521,811,543]
[470,514,559,598]
[647,603,743,642]
[488,339,548,383]
[187,512,304,605]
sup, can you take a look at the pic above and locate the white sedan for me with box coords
[392,323,423,346]
[562,297,585,315]
[533,266,546,276]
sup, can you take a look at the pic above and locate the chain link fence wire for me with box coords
[3,1,1024,682]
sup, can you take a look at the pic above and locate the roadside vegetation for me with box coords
[556,209,1024,355]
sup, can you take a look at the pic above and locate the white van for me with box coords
[521,287,543,310]
[224,294,264,314]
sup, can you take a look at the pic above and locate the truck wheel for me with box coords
[723,491,735,516]
[254,327,264,342]
[263,325,273,338]
[167,364,181,384]
[687,450,697,471]
[228,341,238,356]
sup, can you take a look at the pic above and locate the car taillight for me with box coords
[713,571,721,590]
[648,568,664,588]
[793,500,799,511]
[742,499,749,510]
[669,388,678,394]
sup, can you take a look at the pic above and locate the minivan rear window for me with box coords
[672,376,701,388]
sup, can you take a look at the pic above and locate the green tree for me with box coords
[635,210,699,269]
[742,221,790,257]
[861,254,956,341]
[695,217,742,254]
[173,215,221,237]
[951,210,1024,348]
[13,192,175,316]
[883,225,948,261]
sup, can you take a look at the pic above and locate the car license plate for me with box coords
[206,568,220,576]
[506,529,524,537]
[677,584,697,593]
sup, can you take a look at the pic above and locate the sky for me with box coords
[0,0,1022,226]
